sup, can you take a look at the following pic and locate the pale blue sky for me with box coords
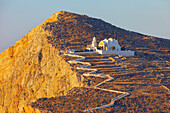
[0,0,170,52]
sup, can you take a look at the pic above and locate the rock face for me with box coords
[0,11,80,113]
[22,106,40,113]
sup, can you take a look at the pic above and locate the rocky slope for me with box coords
[0,11,80,113]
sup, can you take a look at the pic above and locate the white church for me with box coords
[88,37,134,56]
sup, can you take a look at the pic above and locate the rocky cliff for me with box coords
[0,11,80,113]
[22,106,40,113]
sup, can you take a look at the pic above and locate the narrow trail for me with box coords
[64,52,130,112]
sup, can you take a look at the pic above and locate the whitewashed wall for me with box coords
[96,50,134,56]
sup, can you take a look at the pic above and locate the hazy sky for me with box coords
[0,0,170,52]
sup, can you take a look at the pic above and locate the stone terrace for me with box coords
[31,49,170,112]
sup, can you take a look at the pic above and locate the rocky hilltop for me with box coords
[0,11,81,113]
[0,11,169,113]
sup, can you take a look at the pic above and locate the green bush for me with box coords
[95,104,100,107]
[129,110,132,113]
[153,109,160,113]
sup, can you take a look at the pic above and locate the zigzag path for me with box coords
[64,51,130,112]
